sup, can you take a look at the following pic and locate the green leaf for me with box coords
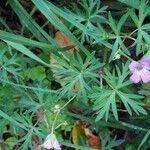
[23,66,46,81]
[5,41,51,67]
[31,0,87,54]
[129,9,139,27]
[117,11,129,33]
[117,91,146,115]
[43,0,112,49]
[118,37,130,55]
[136,30,143,55]
[53,51,102,103]
[137,130,150,150]
[0,30,58,52]
[0,110,27,130]
[109,38,119,62]
[101,132,124,150]
[91,63,147,121]
[141,30,150,49]
[18,129,34,150]
[64,0,108,44]
[111,92,118,120]
[93,90,118,121]
[8,0,57,45]
[108,12,118,35]
[141,23,150,30]
[5,137,18,150]
[117,0,140,9]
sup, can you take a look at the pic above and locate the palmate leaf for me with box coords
[0,47,22,80]
[129,1,150,55]
[18,131,33,150]
[19,91,59,114]
[14,113,43,150]
[0,110,27,131]
[91,62,147,121]
[101,132,124,150]
[117,0,141,9]
[65,0,107,44]
[52,51,102,103]
[108,11,130,62]
[43,0,112,49]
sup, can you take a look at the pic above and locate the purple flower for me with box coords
[42,133,61,150]
[129,57,150,83]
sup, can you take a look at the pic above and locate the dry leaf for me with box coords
[32,135,40,150]
[50,31,79,85]
[84,128,101,150]
[54,31,77,54]
[50,15,79,87]
[52,15,64,32]
[36,108,44,123]
[71,121,85,150]
[71,121,101,150]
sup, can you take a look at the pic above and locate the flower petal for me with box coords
[130,71,141,83]
[43,139,52,149]
[129,61,139,73]
[54,141,61,150]
[140,68,150,83]
[42,133,61,150]
[141,57,150,70]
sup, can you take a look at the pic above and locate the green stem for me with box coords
[120,51,133,61]
[117,29,138,61]
[51,111,59,133]
[51,95,76,133]
[0,77,56,93]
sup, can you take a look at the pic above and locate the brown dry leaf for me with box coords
[32,135,40,150]
[36,108,44,123]
[50,31,74,80]
[54,31,77,54]
[72,81,80,93]
[50,14,79,87]
[71,121,101,150]
[50,31,79,86]
[71,121,85,150]
[53,15,64,32]
[84,128,101,150]
[34,146,41,150]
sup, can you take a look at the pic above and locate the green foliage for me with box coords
[65,0,108,43]
[129,0,150,55]
[0,44,21,80]
[8,0,57,44]
[101,132,124,150]
[137,130,150,150]
[117,0,141,9]
[1,0,150,149]
[19,91,58,114]
[91,63,147,121]
[108,11,130,61]
[31,0,88,54]
[23,66,46,81]
[53,51,102,103]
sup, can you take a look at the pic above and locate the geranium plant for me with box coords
[0,0,150,149]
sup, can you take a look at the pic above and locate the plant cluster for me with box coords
[0,0,150,149]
